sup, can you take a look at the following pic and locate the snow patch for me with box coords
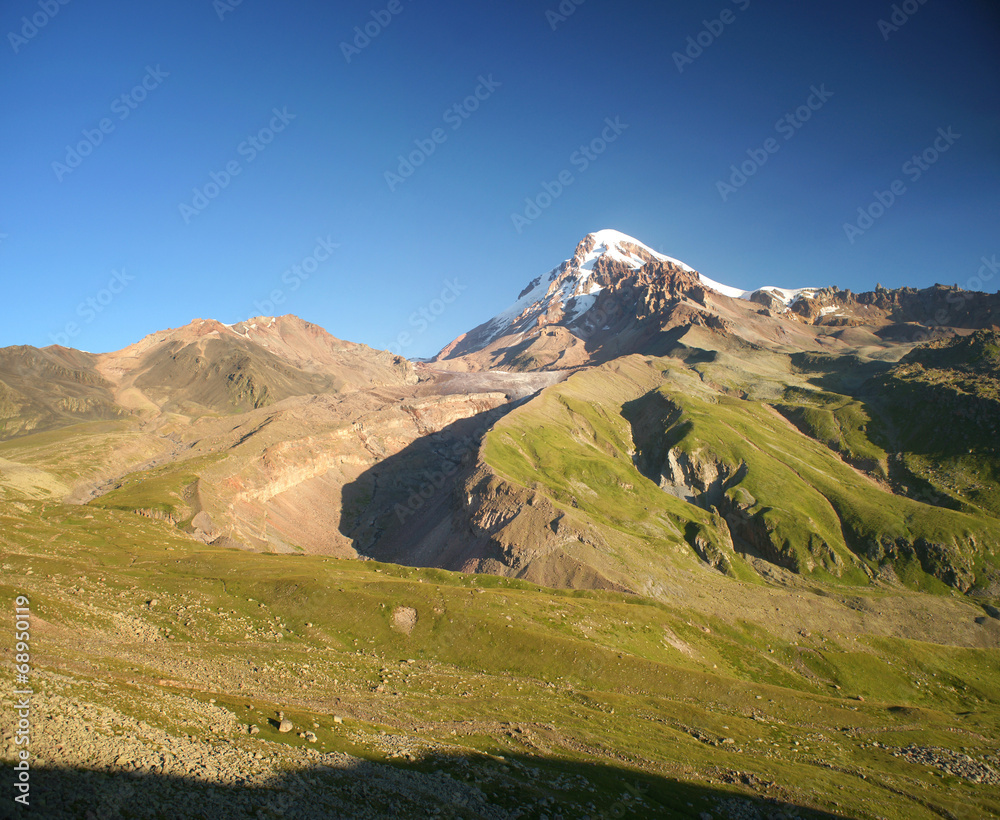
[760,287,818,305]
[698,277,820,306]
[698,273,750,300]
[481,229,693,341]
[565,293,599,322]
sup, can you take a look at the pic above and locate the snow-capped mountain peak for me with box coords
[435,229,825,365]
[476,230,698,347]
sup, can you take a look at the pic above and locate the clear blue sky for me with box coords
[2,0,998,356]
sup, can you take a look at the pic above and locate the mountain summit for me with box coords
[434,229,831,371]
[435,230,697,368]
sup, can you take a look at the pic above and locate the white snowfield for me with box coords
[580,228,694,274]
[483,229,821,341]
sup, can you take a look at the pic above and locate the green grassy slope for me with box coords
[2,498,999,818]
[1,331,999,816]
[872,331,1000,521]
[480,347,1000,595]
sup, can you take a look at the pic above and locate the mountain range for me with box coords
[3,230,1000,819]
[5,229,998,595]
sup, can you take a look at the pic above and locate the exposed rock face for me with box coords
[855,285,1000,328]
[628,393,990,590]
[436,232,715,372]
[654,422,986,585]
[212,390,514,556]
[0,315,420,440]
[340,439,633,593]
[390,607,417,635]
[431,463,632,592]
[861,536,977,593]
[3,231,998,599]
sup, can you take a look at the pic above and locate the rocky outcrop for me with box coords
[434,232,711,369]
[338,407,634,592]
[850,284,1000,329]
[855,533,977,593]
[447,465,631,591]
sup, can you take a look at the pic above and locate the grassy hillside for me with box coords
[481,349,1000,596]
[1,330,999,817]
[2,496,999,818]
[871,330,1000,521]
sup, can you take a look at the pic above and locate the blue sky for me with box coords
[2,0,998,357]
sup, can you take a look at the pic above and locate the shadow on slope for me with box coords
[1,754,850,820]
[339,404,512,566]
